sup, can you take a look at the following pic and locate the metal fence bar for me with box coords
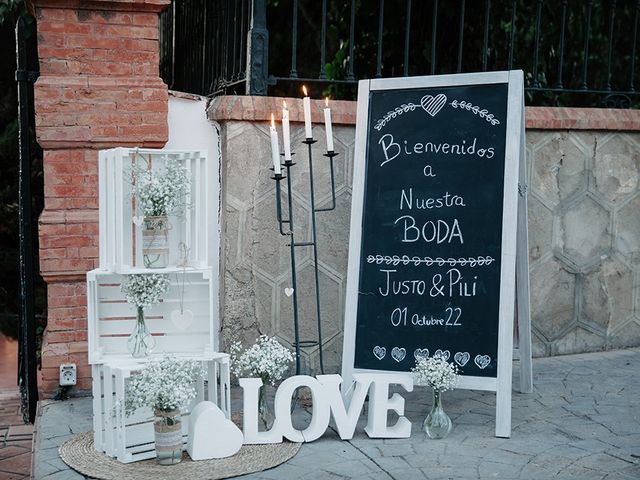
[404,0,411,76]
[482,0,491,71]
[606,0,617,91]
[457,0,465,73]
[555,0,568,88]
[376,0,385,78]
[431,0,438,75]
[290,0,298,78]
[319,0,327,79]
[15,15,39,424]
[581,0,593,89]
[508,0,517,70]
[159,0,640,105]
[631,0,640,91]
[532,0,543,87]
[346,0,356,81]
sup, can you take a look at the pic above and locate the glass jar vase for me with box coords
[423,388,452,439]
[154,408,183,465]
[142,216,170,268]
[127,307,156,358]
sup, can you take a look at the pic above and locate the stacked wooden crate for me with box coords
[89,148,227,463]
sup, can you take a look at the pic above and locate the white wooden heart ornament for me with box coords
[391,347,406,363]
[187,401,243,460]
[132,216,144,226]
[171,309,194,330]
[373,346,386,360]
[284,287,294,297]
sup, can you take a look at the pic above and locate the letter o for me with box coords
[274,376,331,442]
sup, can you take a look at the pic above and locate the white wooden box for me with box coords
[87,268,217,364]
[92,354,231,463]
[98,148,211,273]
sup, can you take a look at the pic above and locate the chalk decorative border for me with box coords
[374,103,419,131]
[366,254,496,267]
[449,100,500,125]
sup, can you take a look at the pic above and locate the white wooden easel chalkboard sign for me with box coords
[341,71,532,438]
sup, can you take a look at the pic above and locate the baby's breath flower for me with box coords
[124,357,205,415]
[132,158,190,217]
[121,273,170,308]
[230,335,294,385]
[411,354,460,392]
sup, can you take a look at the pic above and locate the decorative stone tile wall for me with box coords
[211,99,640,373]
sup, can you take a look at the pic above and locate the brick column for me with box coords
[32,0,170,395]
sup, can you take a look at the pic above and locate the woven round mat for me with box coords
[59,432,301,480]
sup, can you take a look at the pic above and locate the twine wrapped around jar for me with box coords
[154,408,183,465]
[143,216,170,268]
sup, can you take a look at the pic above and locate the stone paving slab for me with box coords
[33,348,640,479]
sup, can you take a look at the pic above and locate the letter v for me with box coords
[316,374,371,440]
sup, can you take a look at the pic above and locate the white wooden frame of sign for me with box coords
[341,71,532,438]
[98,148,210,273]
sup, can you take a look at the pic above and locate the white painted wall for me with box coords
[166,92,221,346]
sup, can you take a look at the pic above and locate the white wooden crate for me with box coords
[87,268,217,364]
[98,148,211,273]
[92,354,231,463]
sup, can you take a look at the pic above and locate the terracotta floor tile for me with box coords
[0,451,31,475]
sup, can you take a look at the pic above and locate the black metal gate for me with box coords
[15,14,39,424]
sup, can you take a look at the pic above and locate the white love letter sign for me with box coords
[341,71,533,438]
[240,374,413,445]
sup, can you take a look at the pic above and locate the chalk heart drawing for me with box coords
[284,287,294,297]
[391,347,406,363]
[454,351,470,367]
[475,355,491,369]
[420,94,447,117]
[434,349,450,361]
[187,401,243,460]
[414,348,429,362]
[132,216,144,226]
[373,346,386,360]
[171,309,194,330]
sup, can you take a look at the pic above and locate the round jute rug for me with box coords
[59,432,301,480]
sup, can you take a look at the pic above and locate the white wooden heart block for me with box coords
[170,309,194,330]
[187,401,243,460]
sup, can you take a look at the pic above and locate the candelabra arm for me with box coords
[315,152,339,213]
[273,174,289,236]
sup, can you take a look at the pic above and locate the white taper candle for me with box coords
[302,85,312,139]
[324,97,334,152]
[270,113,281,175]
[282,101,291,160]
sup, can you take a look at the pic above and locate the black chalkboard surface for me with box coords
[342,72,529,437]
[346,78,513,379]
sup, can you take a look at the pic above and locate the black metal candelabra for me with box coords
[272,138,339,376]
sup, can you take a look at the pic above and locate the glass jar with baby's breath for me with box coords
[411,355,460,440]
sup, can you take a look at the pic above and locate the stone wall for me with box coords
[210,98,640,373]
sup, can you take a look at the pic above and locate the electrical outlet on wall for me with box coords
[59,363,76,386]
